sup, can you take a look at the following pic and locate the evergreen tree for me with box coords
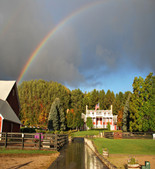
[70,89,84,129]
[48,99,59,130]
[113,93,121,115]
[122,93,131,131]
[99,90,106,110]
[66,109,75,129]
[129,73,155,132]
[71,89,84,113]
[129,76,144,131]
[105,90,115,110]
[89,89,99,109]
[18,80,70,127]
[142,73,155,131]
[48,98,66,131]
[83,92,89,113]
[74,111,84,130]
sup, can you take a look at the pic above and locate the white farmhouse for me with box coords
[82,105,117,130]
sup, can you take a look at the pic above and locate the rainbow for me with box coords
[17,0,106,84]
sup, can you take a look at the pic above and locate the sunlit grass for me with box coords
[72,130,104,137]
[93,138,155,155]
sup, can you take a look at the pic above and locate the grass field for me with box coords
[92,138,155,155]
[0,149,57,155]
[72,130,105,137]
[72,130,122,137]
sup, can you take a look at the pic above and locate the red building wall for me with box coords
[2,120,20,132]
[7,84,20,117]
[0,116,2,132]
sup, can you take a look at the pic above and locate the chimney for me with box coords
[111,105,113,112]
[86,105,88,112]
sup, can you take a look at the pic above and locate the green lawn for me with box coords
[0,149,57,155]
[72,130,104,137]
[93,138,155,155]
[72,130,121,137]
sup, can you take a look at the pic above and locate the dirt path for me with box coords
[108,154,155,169]
[0,153,59,169]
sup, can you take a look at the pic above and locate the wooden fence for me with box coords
[122,132,153,139]
[104,132,154,139]
[104,132,114,139]
[0,132,68,150]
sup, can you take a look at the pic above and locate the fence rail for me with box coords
[122,132,153,139]
[0,132,68,150]
[104,132,154,139]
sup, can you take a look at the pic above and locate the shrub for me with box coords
[86,117,93,129]
[46,130,55,134]
[107,122,111,131]
[20,127,36,133]
[35,129,47,134]
[103,148,108,151]
[128,157,138,164]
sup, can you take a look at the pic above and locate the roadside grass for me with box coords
[92,138,155,155]
[0,149,58,155]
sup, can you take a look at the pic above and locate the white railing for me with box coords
[86,112,113,118]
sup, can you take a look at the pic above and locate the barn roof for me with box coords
[0,99,21,124]
[0,81,16,100]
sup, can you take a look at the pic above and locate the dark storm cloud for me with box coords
[0,0,85,86]
[0,0,154,90]
[0,0,53,79]
[76,0,155,75]
[25,26,84,86]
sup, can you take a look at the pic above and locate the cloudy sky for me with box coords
[0,0,154,93]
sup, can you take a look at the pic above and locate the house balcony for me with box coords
[86,112,113,118]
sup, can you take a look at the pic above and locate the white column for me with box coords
[102,116,103,128]
[95,117,97,128]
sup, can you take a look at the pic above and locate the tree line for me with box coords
[18,73,155,132]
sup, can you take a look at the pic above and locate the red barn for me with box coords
[0,81,21,132]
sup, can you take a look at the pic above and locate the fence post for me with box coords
[39,133,41,150]
[54,135,57,150]
[5,132,7,148]
[22,133,24,149]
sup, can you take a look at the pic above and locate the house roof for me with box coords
[0,81,16,100]
[0,99,21,124]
